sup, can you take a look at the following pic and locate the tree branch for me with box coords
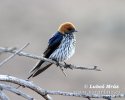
[0,75,124,100]
[0,87,9,100]
[0,47,101,71]
[0,43,30,67]
[0,84,34,100]
[0,75,52,100]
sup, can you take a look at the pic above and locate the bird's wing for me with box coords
[44,32,63,58]
[28,62,52,79]
[29,32,63,77]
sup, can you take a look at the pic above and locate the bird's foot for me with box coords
[52,59,67,76]
[52,59,60,67]
[64,62,72,69]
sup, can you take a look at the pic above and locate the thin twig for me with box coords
[0,47,17,53]
[0,47,101,71]
[0,84,34,100]
[0,43,30,67]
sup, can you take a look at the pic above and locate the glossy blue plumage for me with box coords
[48,32,63,47]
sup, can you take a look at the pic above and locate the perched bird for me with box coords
[28,22,77,79]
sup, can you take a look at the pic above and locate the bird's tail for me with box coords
[27,60,52,79]
[16,60,52,89]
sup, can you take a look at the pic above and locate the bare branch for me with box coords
[0,47,101,71]
[0,43,30,67]
[0,84,34,100]
[0,87,9,100]
[0,75,124,100]
[0,75,52,100]
[44,90,125,99]
[0,47,17,53]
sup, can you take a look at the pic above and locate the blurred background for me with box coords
[0,0,125,100]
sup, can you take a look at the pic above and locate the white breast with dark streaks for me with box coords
[49,33,76,62]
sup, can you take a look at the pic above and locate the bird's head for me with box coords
[58,22,77,34]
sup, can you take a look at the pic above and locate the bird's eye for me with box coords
[67,28,72,31]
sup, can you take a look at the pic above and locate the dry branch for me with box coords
[0,75,125,100]
[0,87,9,100]
[0,43,29,67]
[0,83,34,100]
[0,47,101,71]
[0,75,52,100]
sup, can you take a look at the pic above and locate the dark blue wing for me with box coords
[44,32,63,58]
[28,32,63,78]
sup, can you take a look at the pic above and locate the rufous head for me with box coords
[58,22,77,34]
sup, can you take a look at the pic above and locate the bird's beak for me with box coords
[74,30,78,32]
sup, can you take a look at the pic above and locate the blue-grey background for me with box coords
[0,0,125,100]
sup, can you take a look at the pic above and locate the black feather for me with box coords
[32,63,52,77]
[28,32,63,78]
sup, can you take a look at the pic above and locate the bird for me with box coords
[28,22,77,79]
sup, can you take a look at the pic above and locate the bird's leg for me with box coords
[64,62,72,69]
[52,59,60,67]
[52,59,67,76]
[58,65,67,77]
